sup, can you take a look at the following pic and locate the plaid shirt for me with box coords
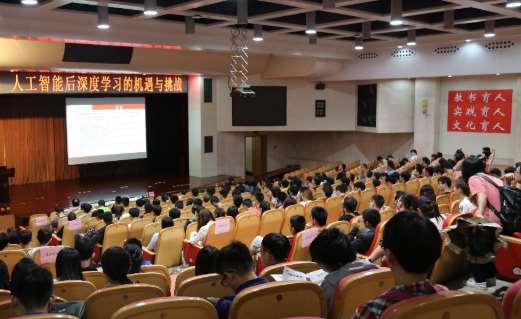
[352,280,447,319]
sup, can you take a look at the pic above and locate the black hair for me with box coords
[410,149,417,155]
[400,171,411,182]
[111,205,124,219]
[144,203,153,214]
[419,184,436,202]
[56,247,83,281]
[261,233,290,263]
[490,168,502,178]
[11,257,37,297]
[259,201,271,213]
[122,197,130,207]
[115,196,123,205]
[161,216,174,229]
[136,198,145,207]
[343,196,358,213]
[170,194,179,203]
[243,198,253,208]
[123,241,143,274]
[0,260,8,290]
[504,166,516,174]
[192,188,200,197]
[13,266,53,311]
[354,181,366,191]
[72,198,80,207]
[101,246,131,285]
[290,215,306,233]
[398,193,419,211]
[20,230,32,246]
[310,228,356,271]
[98,199,106,207]
[175,200,184,210]
[103,212,113,225]
[169,208,181,220]
[152,205,162,216]
[216,241,253,276]
[336,183,348,194]
[323,185,333,198]
[203,194,211,203]
[311,206,328,227]
[423,166,434,177]
[370,194,385,209]
[214,208,226,218]
[283,197,297,208]
[254,192,264,203]
[281,180,290,188]
[362,208,381,228]
[438,176,452,189]
[8,229,20,245]
[227,206,239,219]
[37,229,52,246]
[482,146,492,158]
[419,196,442,221]
[0,233,7,250]
[152,199,161,206]
[233,194,243,208]
[383,212,441,274]
[129,207,140,218]
[462,156,486,183]
[186,198,193,206]
[81,203,92,213]
[195,246,219,276]
[74,234,95,261]
[210,196,220,205]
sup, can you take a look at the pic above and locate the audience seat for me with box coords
[228,281,326,319]
[205,216,236,249]
[176,273,233,298]
[28,214,51,247]
[141,264,171,291]
[32,245,65,278]
[101,223,129,254]
[430,176,440,195]
[84,284,164,319]
[377,185,393,206]
[450,200,461,215]
[288,227,320,262]
[358,189,375,213]
[325,197,342,225]
[346,191,362,211]
[364,220,387,257]
[404,180,419,198]
[4,244,23,251]
[496,235,521,281]
[303,200,324,224]
[390,184,405,208]
[0,249,26,274]
[442,212,472,229]
[281,204,304,236]
[502,279,521,319]
[111,296,218,319]
[128,272,170,296]
[0,289,10,302]
[12,314,78,319]
[430,244,469,284]
[260,261,320,281]
[141,222,161,247]
[0,300,22,318]
[258,209,284,237]
[418,177,431,195]
[436,194,450,206]
[380,291,502,319]
[54,280,97,301]
[330,268,395,319]
[0,214,15,232]
[83,271,109,290]
[145,227,184,268]
[128,219,149,240]
[438,204,450,215]
[234,212,260,246]
[185,222,198,240]
[326,221,351,235]
[174,266,195,293]
[379,208,395,223]
[61,220,83,247]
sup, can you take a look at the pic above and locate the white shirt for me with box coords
[147,232,159,251]
[430,216,446,231]
[189,222,213,246]
[249,235,263,254]
[459,197,476,214]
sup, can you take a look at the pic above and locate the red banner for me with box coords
[447,89,512,134]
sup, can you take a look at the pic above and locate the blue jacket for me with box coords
[215,277,268,319]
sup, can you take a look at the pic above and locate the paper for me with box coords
[34,216,49,227]
[270,267,328,285]
[301,228,319,248]
[39,246,63,264]
[214,219,230,235]
[67,219,82,231]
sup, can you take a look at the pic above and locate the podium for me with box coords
[0,167,15,203]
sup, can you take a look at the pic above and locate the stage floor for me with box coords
[8,175,230,219]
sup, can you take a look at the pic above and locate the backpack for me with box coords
[479,174,521,235]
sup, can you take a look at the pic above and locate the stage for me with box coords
[7,175,230,222]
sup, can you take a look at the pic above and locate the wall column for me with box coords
[414,79,441,156]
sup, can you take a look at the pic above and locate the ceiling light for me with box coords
[253,24,263,42]
[362,21,371,39]
[143,0,158,16]
[465,39,471,42]
[185,16,195,34]
[309,34,317,45]
[506,0,521,8]
[323,0,335,8]
[306,12,317,35]
[448,75,453,78]
[354,37,364,50]
[97,5,110,30]
[484,20,495,38]
[443,10,454,29]
[406,29,416,46]
[390,0,403,26]
[237,0,248,25]
[21,0,38,5]
[397,45,403,48]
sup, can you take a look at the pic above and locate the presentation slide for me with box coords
[66,97,147,165]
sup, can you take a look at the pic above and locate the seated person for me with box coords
[214,207,226,218]
[454,177,476,214]
[353,211,445,319]
[310,206,328,229]
[11,265,53,315]
[310,228,377,313]
[189,209,215,246]
[195,246,219,275]
[124,238,145,274]
[127,207,141,222]
[0,232,8,251]
[56,247,84,281]
[146,216,174,251]
[111,205,124,221]
[210,241,268,319]
[369,194,386,212]
[8,229,21,246]
[19,230,32,249]
[152,205,162,222]
[226,206,239,220]
[260,233,290,267]
[92,212,114,245]
[0,260,8,290]
[353,181,366,192]
[419,197,445,231]
[437,176,452,195]
[56,212,77,238]
[289,215,306,236]
[169,207,181,220]
[282,196,297,208]
[340,196,359,222]
[101,246,132,287]
[74,234,97,271]
[348,208,381,255]
[28,229,52,257]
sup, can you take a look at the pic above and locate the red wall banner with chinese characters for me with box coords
[447,89,512,134]
[0,71,187,94]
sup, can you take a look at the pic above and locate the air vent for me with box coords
[434,46,460,54]
[391,48,415,58]
[484,40,515,51]
[358,52,378,60]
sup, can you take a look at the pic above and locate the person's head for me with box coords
[454,177,470,197]
[152,199,161,206]
[129,207,140,218]
[203,194,211,203]
[383,212,441,276]
[192,188,200,197]
[98,199,106,207]
[197,209,214,230]
[144,203,153,214]
[419,184,436,202]
[301,189,314,201]
[74,235,94,263]
[283,196,297,208]
[8,229,21,245]
[254,192,264,204]
[336,183,348,194]
[311,206,328,227]
[289,215,306,235]
[101,246,131,285]
[51,220,59,232]
[136,198,145,208]
[0,232,7,251]
[123,240,143,274]
[168,208,181,220]
[343,196,358,214]
[482,146,492,159]
[19,230,32,247]
[259,201,271,213]
[437,176,452,193]
[94,209,104,220]
[490,167,502,178]
[462,156,486,183]
[0,260,8,290]
[226,206,239,219]
[310,228,356,272]
[400,171,411,183]
[213,207,225,218]
[242,198,253,208]
[362,208,381,229]
[111,205,124,219]
[216,241,255,290]
[11,258,36,297]
[80,203,92,214]
[422,166,434,177]
[37,229,52,246]
[353,181,366,191]
[12,266,53,314]
[369,194,385,210]
[56,248,83,281]
[233,194,243,208]
[71,198,80,207]
[161,216,174,229]
[102,212,113,226]
[115,196,123,205]
[323,185,333,198]
[152,205,162,216]
[396,193,419,212]
[175,200,184,210]
[122,197,130,207]
[410,149,417,156]
[195,246,219,276]
[210,196,220,206]
[260,233,291,267]
[419,196,442,221]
